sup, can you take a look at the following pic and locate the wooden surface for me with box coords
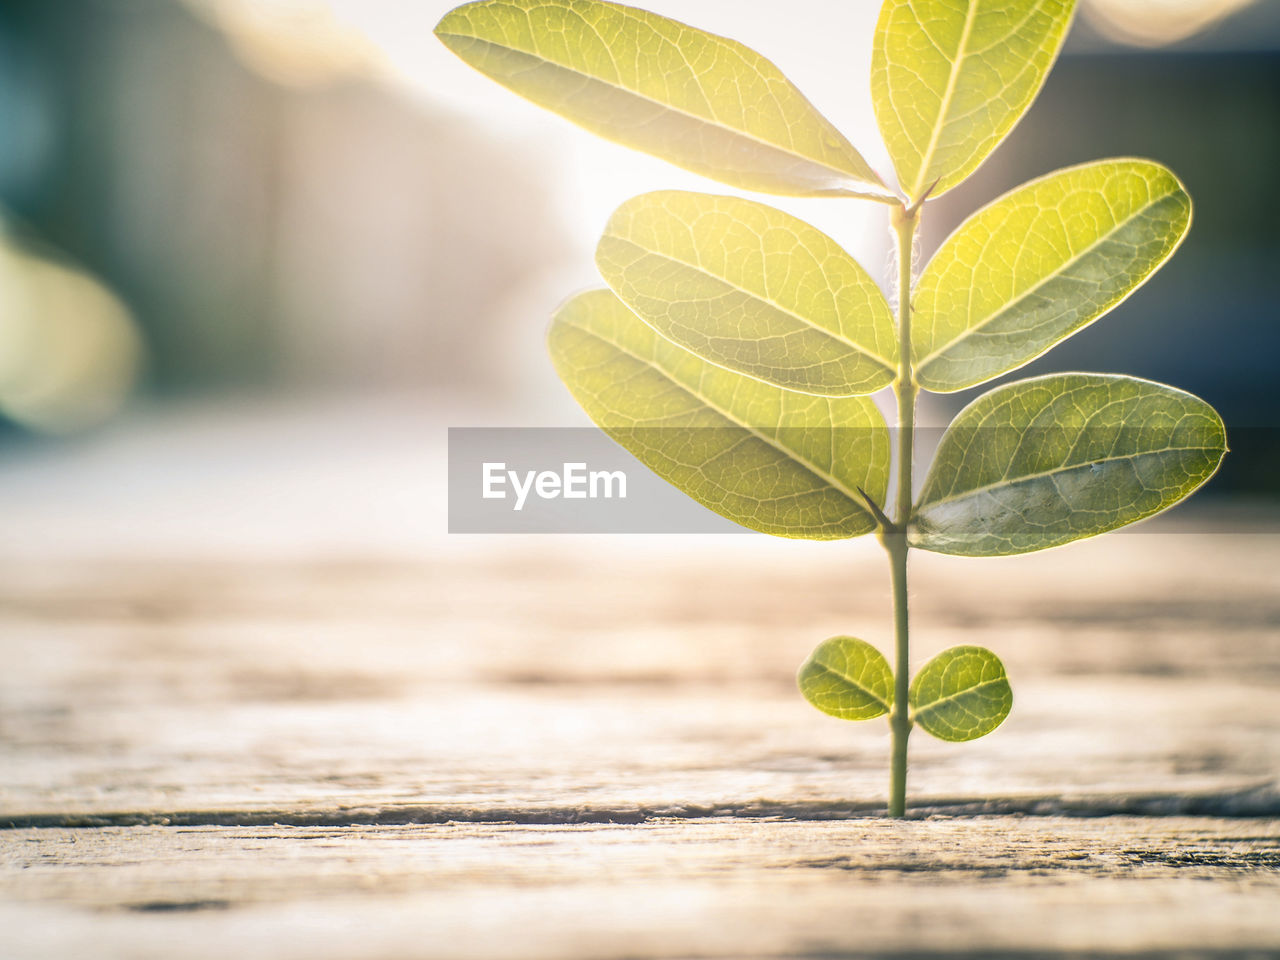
[3,518,1280,958]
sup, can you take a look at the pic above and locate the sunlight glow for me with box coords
[184,0,379,88]
[180,0,892,268]
[1082,0,1257,47]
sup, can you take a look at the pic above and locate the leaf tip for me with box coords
[432,3,475,42]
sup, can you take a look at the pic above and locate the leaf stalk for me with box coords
[857,486,893,532]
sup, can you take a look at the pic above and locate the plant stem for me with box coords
[886,522,910,818]
[886,203,920,818]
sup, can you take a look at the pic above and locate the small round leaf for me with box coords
[909,646,1012,742]
[798,636,893,721]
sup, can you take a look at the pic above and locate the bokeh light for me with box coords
[184,0,378,88]
[176,0,892,266]
[1082,0,1258,47]
[0,231,144,435]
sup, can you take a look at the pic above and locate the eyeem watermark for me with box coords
[482,461,627,511]
[447,427,742,533]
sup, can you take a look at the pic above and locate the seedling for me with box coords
[436,0,1227,816]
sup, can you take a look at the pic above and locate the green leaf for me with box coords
[548,290,890,539]
[872,0,1076,202]
[436,0,891,199]
[798,636,894,721]
[913,160,1192,393]
[912,373,1227,556]
[596,191,898,397]
[910,645,1012,741]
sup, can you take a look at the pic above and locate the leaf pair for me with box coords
[591,157,1195,401]
[549,243,1225,554]
[798,637,1011,742]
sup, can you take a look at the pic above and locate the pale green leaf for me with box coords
[548,290,890,539]
[596,191,898,397]
[910,645,1011,741]
[914,160,1192,393]
[872,0,1076,202]
[912,374,1227,556]
[798,636,894,721]
[436,0,891,199]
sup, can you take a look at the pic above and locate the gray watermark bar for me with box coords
[448,425,1246,535]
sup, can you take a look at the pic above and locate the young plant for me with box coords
[436,0,1227,816]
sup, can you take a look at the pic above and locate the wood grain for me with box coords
[2,523,1279,957]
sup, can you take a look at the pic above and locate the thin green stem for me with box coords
[887,530,910,818]
[892,210,918,528]
[885,204,920,819]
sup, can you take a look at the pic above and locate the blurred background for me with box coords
[0,0,1276,557]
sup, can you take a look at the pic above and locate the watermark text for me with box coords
[482,461,627,511]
